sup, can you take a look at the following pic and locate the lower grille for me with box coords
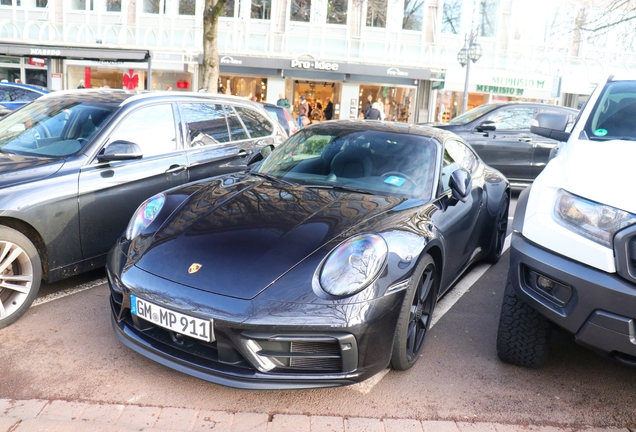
[290,341,342,370]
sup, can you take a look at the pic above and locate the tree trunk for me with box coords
[202,0,227,93]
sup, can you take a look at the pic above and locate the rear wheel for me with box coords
[485,193,509,263]
[496,276,552,368]
[0,226,42,329]
[390,254,438,371]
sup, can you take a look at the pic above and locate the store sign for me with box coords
[476,84,525,96]
[492,76,546,90]
[28,57,45,67]
[290,59,339,71]
[30,48,62,56]
[220,56,243,65]
[387,67,408,77]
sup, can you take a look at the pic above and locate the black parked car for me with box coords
[425,103,578,188]
[0,89,287,328]
[108,120,510,389]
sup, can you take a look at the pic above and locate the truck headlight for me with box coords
[553,189,636,248]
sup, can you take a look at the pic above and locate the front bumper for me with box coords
[107,243,403,390]
[509,232,636,364]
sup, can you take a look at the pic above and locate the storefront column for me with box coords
[340,83,361,120]
[266,77,286,104]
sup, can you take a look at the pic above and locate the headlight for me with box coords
[553,189,636,248]
[125,193,166,240]
[318,234,388,297]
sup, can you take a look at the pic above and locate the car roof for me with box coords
[0,82,50,93]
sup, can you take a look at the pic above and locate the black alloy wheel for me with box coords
[485,192,510,263]
[391,254,438,370]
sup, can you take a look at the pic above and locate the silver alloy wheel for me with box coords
[0,240,35,320]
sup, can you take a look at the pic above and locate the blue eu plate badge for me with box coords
[384,176,406,187]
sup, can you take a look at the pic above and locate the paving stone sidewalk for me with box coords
[0,399,632,432]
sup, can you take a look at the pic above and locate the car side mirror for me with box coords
[530,113,571,142]
[449,168,472,203]
[97,140,143,162]
[476,120,496,132]
[247,145,274,166]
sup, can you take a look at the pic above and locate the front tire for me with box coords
[0,226,42,329]
[390,254,438,371]
[496,276,552,368]
[484,192,509,264]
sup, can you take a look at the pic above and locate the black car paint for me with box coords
[0,90,286,283]
[427,103,577,187]
[108,121,509,389]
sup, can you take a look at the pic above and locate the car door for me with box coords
[78,102,189,259]
[468,106,536,181]
[431,139,485,290]
[180,102,253,182]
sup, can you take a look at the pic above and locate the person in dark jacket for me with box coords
[365,102,383,120]
[323,97,334,120]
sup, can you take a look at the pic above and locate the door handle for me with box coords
[237,150,250,157]
[165,164,187,175]
[518,137,532,142]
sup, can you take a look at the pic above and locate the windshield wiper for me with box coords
[590,136,636,141]
[308,184,375,195]
[249,171,296,186]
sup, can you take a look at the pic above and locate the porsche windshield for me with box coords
[584,80,636,142]
[0,98,115,157]
[256,127,439,199]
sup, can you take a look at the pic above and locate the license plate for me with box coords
[130,295,214,342]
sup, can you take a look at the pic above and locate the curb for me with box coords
[0,399,632,432]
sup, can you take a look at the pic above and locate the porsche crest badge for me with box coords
[188,263,202,274]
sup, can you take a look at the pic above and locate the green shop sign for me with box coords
[476,85,524,95]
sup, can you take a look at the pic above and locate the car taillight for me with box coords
[283,109,298,134]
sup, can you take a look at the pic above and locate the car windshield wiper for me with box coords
[308,184,375,195]
[249,171,296,186]
[589,136,636,141]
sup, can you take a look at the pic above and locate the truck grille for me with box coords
[614,224,636,284]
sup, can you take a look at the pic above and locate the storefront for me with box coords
[434,69,560,121]
[217,55,431,124]
[0,56,47,87]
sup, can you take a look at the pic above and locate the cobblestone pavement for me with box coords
[0,399,632,432]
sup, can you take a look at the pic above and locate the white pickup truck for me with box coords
[496,76,636,368]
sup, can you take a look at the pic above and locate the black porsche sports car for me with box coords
[108,120,509,389]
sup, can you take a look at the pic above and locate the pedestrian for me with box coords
[77,80,85,89]
[165,84,172,91]
[297,95,309,129]
[276,93,290,109]
[365,102,383,120]
[14,78,22,84]
[364,95,373,117]
[323,97,334,120]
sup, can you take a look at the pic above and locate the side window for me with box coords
[109,104,177,157]
[223,105,249,141]
[486,107,536,130]
[234,106,274,138]
[441,140,478,191]
[181,103,230,146]
[8,88,40,103]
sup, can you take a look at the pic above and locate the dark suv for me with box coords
[0,89,287,328]
[425,103,578,188]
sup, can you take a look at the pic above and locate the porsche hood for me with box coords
[134,178,403,299]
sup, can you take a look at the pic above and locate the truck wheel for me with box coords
[496,276,552,368]
[0,226,42,329]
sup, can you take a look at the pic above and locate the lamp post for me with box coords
[457,30,483,115]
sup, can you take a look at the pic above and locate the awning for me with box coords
[0,42,149,62]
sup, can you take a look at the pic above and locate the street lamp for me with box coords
[457,31,483,115]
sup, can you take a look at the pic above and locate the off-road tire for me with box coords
[496,276,552,368]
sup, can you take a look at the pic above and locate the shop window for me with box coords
[327,0,347,24]
[477,0,499,37]
[71,0,93,10]
[441,0,461,34]
[290,0,310,22]
[221,0,235,17]
[224,106,249,141]
[366,0,386,28]
[234,107,274,138]
[110,105,177,157]
[251,0,270,19]
[182,103,230,145]
[0,0,20,5]
[35,0,46,7]
[106,0,121,11]
[402,0,425,31]
[179,0,194,15]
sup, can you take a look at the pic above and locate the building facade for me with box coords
[1,0,635,122]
